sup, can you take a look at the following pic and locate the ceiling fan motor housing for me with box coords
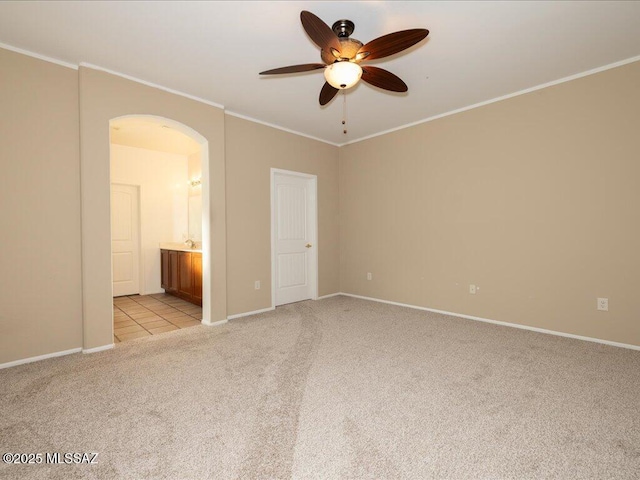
[321,37,363,64]
[332,19,355,38]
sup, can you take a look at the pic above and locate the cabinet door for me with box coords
[178,251,193,299]
[168,250,179,293]
[161,250,169,290]
[192,253,203,306]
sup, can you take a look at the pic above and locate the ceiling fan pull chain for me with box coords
[342,91,347,135]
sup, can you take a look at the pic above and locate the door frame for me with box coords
[270,168,319,308]
[110,182,143,296]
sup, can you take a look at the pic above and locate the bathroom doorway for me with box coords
[109,115,209,342]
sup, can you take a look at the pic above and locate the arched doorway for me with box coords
[107,115,214,341]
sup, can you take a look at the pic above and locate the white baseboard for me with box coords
[0,347,82,370]
[227,306,275,320]
[82,344,114,354]
[201,318,228,327]
[142,289,165,295]
[339,293,640,352]
[226,295,340,321]
[317,292,342,300]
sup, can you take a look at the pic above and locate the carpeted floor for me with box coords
[1,296,639,479]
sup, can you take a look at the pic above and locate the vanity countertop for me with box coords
[159,242,202,253]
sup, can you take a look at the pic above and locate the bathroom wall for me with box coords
[110,144,189,294]
[187,151,203,241]
[188,152,202,192]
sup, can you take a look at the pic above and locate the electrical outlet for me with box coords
[255,280,260,290]
[469,284,476,294]
[597,297,608,311]
[367,272,372,281]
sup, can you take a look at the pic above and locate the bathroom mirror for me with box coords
[188,194,202,242]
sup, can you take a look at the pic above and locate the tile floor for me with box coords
[113,293,202,343]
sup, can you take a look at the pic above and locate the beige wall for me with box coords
[340,61,640,346]
[225,116,340,315]
[2,45,637,365]
[79,67,226,349]
[0,49,82,363]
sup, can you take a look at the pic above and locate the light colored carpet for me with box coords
[1,296,639,479]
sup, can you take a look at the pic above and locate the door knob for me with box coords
[305,243,312,248]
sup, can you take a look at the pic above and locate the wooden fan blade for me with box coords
[260,63,326,75]
[301,11,342,58]
[357,29,429,61]
[361,66,408,92]
[319,82,339,105]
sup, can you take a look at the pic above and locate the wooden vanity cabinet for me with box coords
[170,251,179,294]
[161,249,169,289]
[161,249,178,293]
[160,249,202,306]
[191,253,203,304]
[178,252,193,298]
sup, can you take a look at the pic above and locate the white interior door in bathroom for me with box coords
[111,183,141,297]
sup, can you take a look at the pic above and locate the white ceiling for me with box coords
[1,1,639,146]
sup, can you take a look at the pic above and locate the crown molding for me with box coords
[224,111,340,147]
[79,62,225,110]
[0,42,78,70]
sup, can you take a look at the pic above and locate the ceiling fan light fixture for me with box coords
[324,61,362,90]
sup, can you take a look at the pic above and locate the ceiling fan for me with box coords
[260,11,429,105]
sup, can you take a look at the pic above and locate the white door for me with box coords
[111,184,140,297]
[272,170,318,306]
